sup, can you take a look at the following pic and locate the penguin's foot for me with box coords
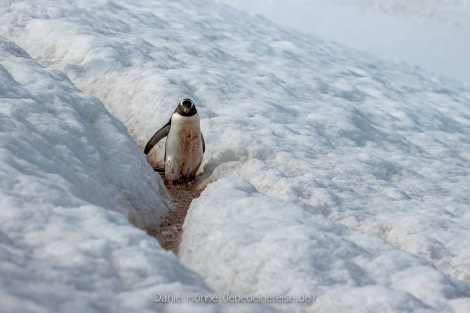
[171,176,195,186]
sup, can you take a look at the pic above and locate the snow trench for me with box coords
[146,170,206,253]
[0,36,220,313]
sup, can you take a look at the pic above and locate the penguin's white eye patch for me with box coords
[180,99,194,108]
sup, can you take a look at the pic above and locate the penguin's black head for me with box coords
[176,98,197,116]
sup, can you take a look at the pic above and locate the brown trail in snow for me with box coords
[145,170,204,254]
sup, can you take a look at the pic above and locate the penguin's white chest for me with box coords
[165,113,203,181]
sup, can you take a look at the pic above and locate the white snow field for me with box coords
[221,0,470,83]
[1,0,470,312]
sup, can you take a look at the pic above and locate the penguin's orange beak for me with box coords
[183,107,190,113]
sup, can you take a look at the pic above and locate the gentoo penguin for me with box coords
[144,99,205,184]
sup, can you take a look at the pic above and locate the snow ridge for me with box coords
[0,36,169,228]
[0,36,217,313]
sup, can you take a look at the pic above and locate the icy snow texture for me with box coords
[1,0,470,312]
[221,0,470,83]
[181,178,470,313]
[0,36,169,228]
[0,37,218,313]
[336,0,470,28]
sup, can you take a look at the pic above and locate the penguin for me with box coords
[144,98,205,184]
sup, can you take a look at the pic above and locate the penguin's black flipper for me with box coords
[144,122,170,154]
[201,132,205,153]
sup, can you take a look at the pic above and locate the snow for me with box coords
[1,0,470,312]
[0,35,170,228]
[220,0,470,83]
[0,37,217,313]
[180,177,470,313]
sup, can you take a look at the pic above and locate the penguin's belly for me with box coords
[165,114,203,182]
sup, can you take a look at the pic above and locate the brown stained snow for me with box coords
[145,171,204,254]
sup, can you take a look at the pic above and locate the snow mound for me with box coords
[181,177,470,313]
[0,35,169,227]
[0,36,217,313]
